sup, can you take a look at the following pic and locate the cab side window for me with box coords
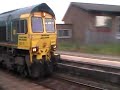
[12,20,19,33]
[12,20,27,34]
[19,20,27,33]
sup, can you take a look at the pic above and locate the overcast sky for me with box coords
[1,0,120,23]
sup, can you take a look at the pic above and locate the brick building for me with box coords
[57,2,120,44]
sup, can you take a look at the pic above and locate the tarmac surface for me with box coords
[56,51,120,61]
[56,51,120,68]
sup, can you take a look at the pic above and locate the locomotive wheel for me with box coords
[30,62,44,79]
[20,66,28,77]
[12,64,27,77]
[44,61,53,76]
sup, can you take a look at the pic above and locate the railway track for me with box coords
[52,73,119,90]
[35,74,99,90]
[1,58,120,90]
[0,68,99,90]
[56,59,120,90]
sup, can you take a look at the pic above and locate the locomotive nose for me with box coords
[43,42,47,48]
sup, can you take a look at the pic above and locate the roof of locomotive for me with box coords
[0,3,55,21]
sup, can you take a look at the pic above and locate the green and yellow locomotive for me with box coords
[0,3,59,78]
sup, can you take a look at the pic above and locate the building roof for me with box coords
[0,3,55,21]
[71,2,120,12]
[63,2,120,21]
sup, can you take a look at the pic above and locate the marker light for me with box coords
[51,45,57,51]
[42,12,46,17]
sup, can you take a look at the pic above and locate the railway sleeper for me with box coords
[57,63,120,85]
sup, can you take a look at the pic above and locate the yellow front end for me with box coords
[29,12,57,62]
[17,12,57,63]
[31,34,56,60]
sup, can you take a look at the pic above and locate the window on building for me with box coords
[115,16,120,39]
[57,29,72,38]
[95,16,112,28]
[117,17,120,32]
[118,25,120,32]
[12,20,27,33]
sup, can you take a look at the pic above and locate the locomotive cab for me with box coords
[29,12,58,78]
[30,12,57,60]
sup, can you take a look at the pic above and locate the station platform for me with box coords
[56,51,120,69]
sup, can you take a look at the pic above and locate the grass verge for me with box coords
[58,42,120,56]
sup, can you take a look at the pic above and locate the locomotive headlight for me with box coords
[51,45,57,51]
[32,47,37,52]
[53,45,56,49]
[32,47,39,53]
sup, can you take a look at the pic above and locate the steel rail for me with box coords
[56,61,120,89]
[53,73,104,90]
